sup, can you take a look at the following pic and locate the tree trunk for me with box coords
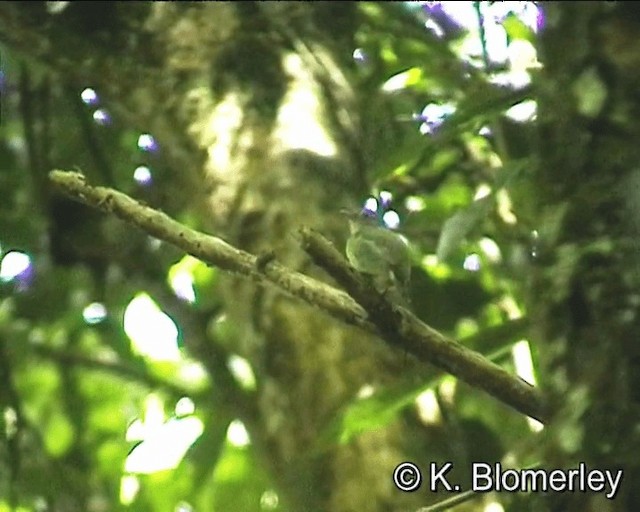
[532,2,640,510]
[0,3,430,510]
[183,5,424,510]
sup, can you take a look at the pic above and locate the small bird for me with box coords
[343,207,411,304]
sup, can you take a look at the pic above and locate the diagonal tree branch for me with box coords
[49,169,549,423]
[49,170,368,327]
[300,228,548,423]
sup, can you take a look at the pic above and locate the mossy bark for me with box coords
[0,3,430,511]
[531,3,640,510]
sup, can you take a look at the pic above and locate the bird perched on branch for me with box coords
[343,202,411,305]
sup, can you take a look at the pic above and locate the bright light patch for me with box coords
[46,1,70,15]
[417,103,456,135]
[505,100,537,122]
[463,253,481,272]
[405,196,426,212]
[485,39,540,89]
[170,270,196,304]
[126,395,164,443]
[227,355,256,391]
[490,1,542,32]
[530,229,539,259]
[415,388,441,425]
[80,87,99,105]
[119,474,140,505]
[126,419,146,442]
[424,18,445,38]
[379,190,393,207]
[422,254,438,268]
[512,339,536,386]
[175,502,194,512]
[511,339,543,432]
[175,360,210,390]
[274,53,337,157]
[123,293,180,361]
[227,419,250,447]
[208,93,244,172]
[137,133,158,152]
[125,416,204,473]
[439,1,479,31]
[474,184,491,201]
[125,394,204,473]
[363,196,379,213]
[352,48,367,63]
[499,295,523,319]
[497,189,518,225]
[479,237,502,263]
[435,1,543,69]
[148,237,162,251]
[456,317,479,339]
[382,68,422,92]
[447,1,509,65]
[260,490,279,510]
[423,254,451,279]
[438,376,457,404]
[133,165,153,186]
[93,109,111,125]
[4,407,17,437]
[175,397,195,417]
[383,210,401,230]
[508,39,539,72]
[82,302,107,324]
[168,256,203,304]
[143,394,165,430]
[483,501,505,512]
[0,251,31,282]
[491,70,531,89]
[356,384,375,400]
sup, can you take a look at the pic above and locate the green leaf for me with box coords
[436,195,492,262]
[185,414,230,490]
[381,67,423,92]
[436,159,530,262]
[502,13,535,43]
[211,443,277,512]
[44,410,75,457]
[433,84,533,142]
[318,375,437,447]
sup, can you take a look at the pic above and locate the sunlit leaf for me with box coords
[502,13,535,43]
[125,416,204,474]
[437,195,493,262]
[212,443,276,511]
[44,410,75,457]
[319,376,435,447]
[436,159,530,261]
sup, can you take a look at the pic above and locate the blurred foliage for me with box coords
[0,2,546,511]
